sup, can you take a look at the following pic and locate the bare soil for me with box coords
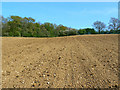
[2,34,119,88]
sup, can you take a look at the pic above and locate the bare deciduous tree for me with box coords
[93,21,106,34]
[108,17,120,31]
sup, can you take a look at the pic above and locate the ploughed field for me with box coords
[2,34,119,88]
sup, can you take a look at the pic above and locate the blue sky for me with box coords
[2,2,118,29]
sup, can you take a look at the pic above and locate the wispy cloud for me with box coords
[67,7,118,16]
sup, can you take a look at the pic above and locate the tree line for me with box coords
[1,16,120,37]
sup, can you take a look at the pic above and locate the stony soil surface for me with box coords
[2,34,119,88]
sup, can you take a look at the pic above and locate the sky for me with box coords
[2,2,118,29]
